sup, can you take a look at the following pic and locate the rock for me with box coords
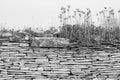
[106,78,115,80]
[36,58,48,63]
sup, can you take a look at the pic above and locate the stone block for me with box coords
[36,58,49,63]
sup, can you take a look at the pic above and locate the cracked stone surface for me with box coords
[0,39,120,80]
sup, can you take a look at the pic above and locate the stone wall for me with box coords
[0,40,120,80]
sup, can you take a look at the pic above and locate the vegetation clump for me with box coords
[57,6,120,46]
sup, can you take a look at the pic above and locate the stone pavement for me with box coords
[0,41,120,80]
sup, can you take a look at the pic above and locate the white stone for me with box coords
[106,78,115,80]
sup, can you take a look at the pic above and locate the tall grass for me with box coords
[58,6,120,46]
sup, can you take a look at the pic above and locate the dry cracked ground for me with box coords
[0,40,120,80]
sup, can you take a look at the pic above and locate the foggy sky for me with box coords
[0,0,119,30]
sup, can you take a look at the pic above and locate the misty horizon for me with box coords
[0,0,120,30]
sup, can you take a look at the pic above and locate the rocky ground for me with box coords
[31,37,69,47]
[0,37,120,80]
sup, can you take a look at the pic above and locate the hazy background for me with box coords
[0,0,119,30]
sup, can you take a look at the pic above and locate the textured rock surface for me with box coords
[0,38,120,80]
[32,37,69,47]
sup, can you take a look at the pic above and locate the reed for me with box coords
[58,6,120,46]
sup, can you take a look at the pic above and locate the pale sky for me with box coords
[0,0,119,30]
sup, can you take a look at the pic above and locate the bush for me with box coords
[57,24,120,46]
